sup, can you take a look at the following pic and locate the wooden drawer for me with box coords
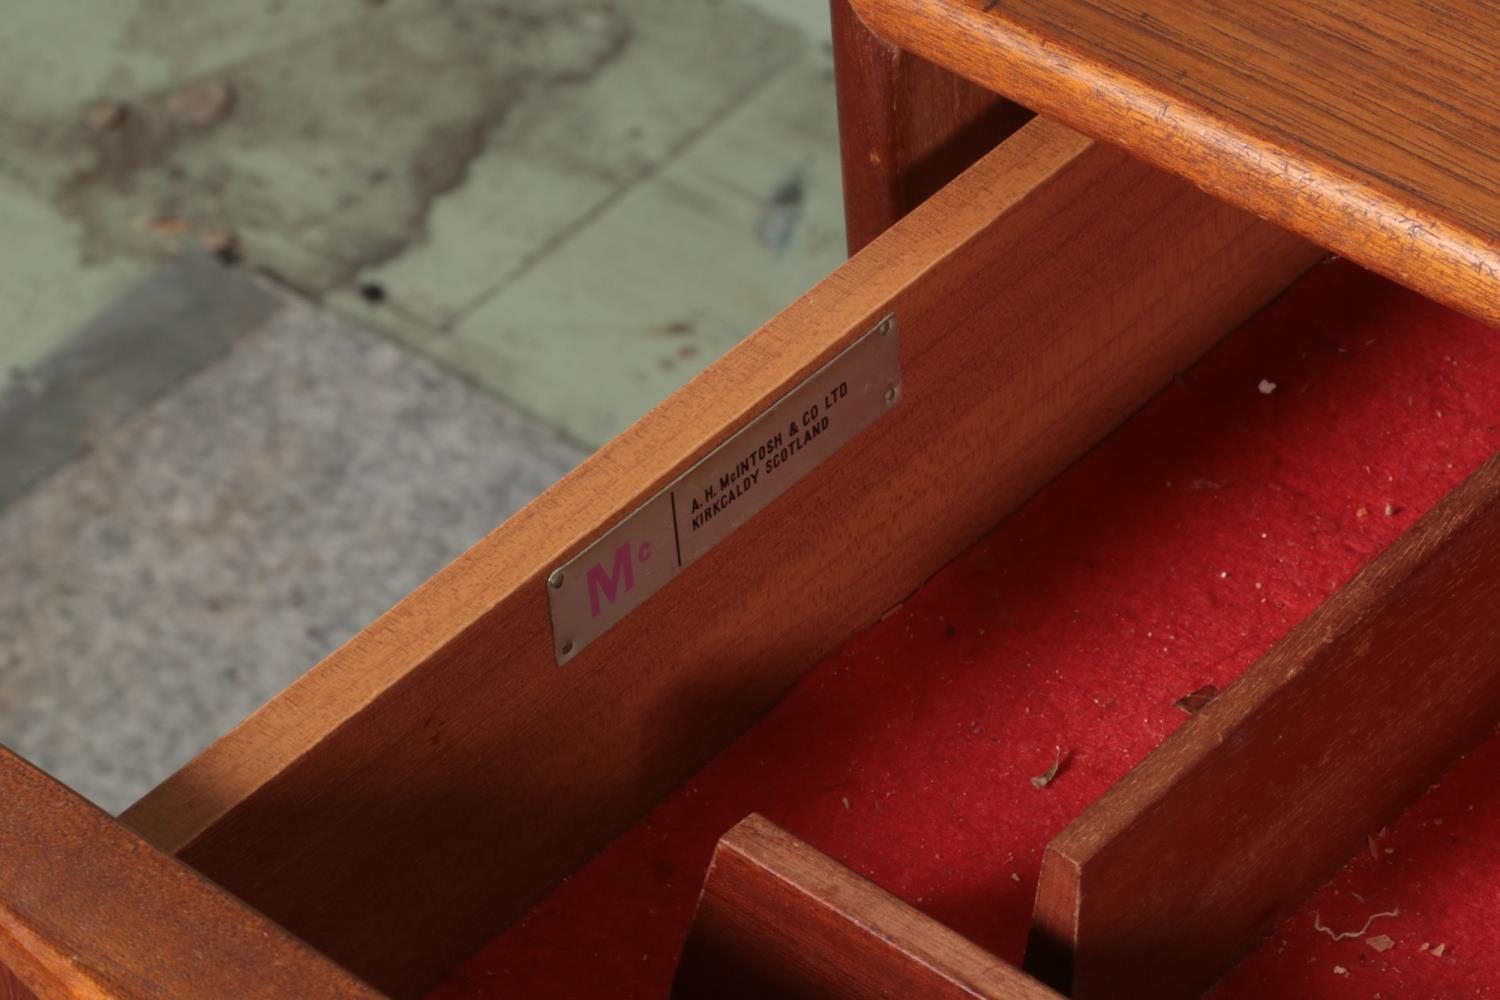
[11,89,1494,998]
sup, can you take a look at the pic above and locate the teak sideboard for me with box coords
[5,2,1498,998]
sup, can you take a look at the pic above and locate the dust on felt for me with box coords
[1216,760,1492,996]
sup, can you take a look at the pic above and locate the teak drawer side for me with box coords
[121,117,1319,996]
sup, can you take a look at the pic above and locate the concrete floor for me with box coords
[1,287,583,812]
[0,0,842,809]
[1,0,842,447]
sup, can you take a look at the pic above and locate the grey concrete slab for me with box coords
[0,296,581,813]
[0,251,279,508]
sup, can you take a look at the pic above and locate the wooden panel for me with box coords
[673,814,1061,999]
[0,965,35,1000]
[1027,452,1500,999]
[851,0,1500,328]
[122,116,1320,997]
[0,747,379,1000]
[829,0,1031,253]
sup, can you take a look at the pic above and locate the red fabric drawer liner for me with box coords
[430,260,1500,1000]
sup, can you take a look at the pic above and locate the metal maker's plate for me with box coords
[546,315,902,664]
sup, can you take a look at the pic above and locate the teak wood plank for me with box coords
[1028,452,1500,999]
[0,966,35,1000]
[829,0,1031,253]
[0,747,380,1000]
[852,0,1500,328]
[121,116,1319,997]
[672,814,1062,1000]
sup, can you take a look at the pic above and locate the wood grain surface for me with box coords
[851,0,1500,328]
[122,117,1318,997]
[672,814,1062,999]
[0,966,35,1000]
[0,746,380,1000]
[829,0,1030,253]
[1028,452,1500,999]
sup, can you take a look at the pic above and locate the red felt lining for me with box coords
[428,260,1500,1000]
[1212,731,1500,999]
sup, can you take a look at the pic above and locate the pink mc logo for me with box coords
[587,540,652,617]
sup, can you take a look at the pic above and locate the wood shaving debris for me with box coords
[1333,965,1348,976]
[1258,379,1278,394]
[1174,684,1218,714]
[1031,747,1064,789]
[841,797,850,811]
[1357,506,1370,518]
[1366,934,1395,953]
[1312,908,1399,941]
[1430,943,1447,958]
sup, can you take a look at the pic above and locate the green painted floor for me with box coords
[1,0,843,448]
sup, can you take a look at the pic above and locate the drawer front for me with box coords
[121,116,1319,996]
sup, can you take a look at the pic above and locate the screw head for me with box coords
[885,385,898,403]
[548,569,565,589]
[561,640,574,655]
